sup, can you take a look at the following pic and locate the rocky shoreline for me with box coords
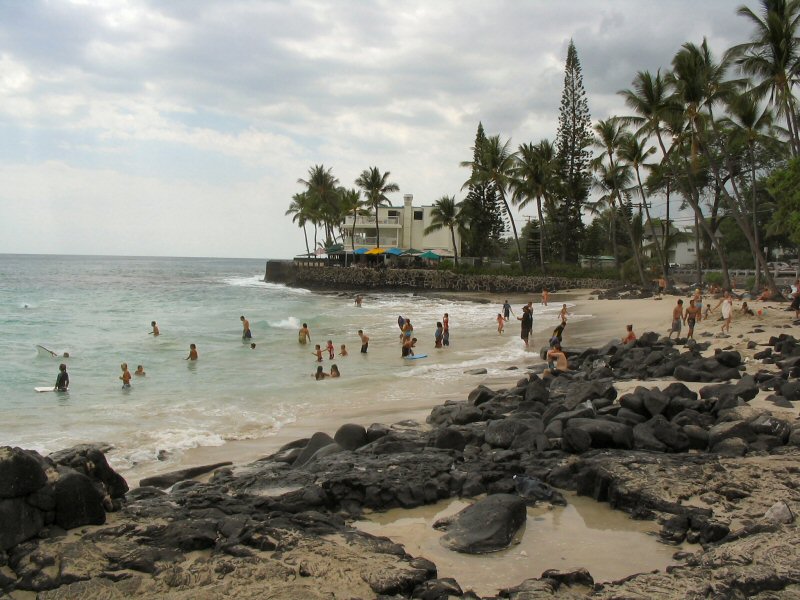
[265,262,615,293]
[2,328,800,598]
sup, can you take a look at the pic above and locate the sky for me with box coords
[0,1,755,259]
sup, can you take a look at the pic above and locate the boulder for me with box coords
[333,423,368,451]
[0,497,44,550]
[749,415,791,443]
[485,419,531,449]
[564,418,634,450]
[468,385,495,406]
[682,425,709,450]
[764,501,794,524]
[50,446,129,499]
[438,494,527,554]
[430,428,466,451]
[293,432,336,468]
[0,447,47,499]
[524,379,549,403]
[708,420,757,448]
[561,427,592,453]
[53,470,106,530]
[366,423,390,442]
[715,350,742,368]
[139,462,232,489]
[512,475,566,506]
[633,422,667,452]
[711,437,749,457]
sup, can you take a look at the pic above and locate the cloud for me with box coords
[0,0,759,257]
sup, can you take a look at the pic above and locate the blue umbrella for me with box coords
[354,248,368,255]
[385,247,403,256]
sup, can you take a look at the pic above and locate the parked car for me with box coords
[668,262,681,269]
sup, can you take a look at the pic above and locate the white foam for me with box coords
[268,316,301,329]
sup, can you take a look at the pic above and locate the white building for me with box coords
[642,222,720,267]
[342,194,461,256]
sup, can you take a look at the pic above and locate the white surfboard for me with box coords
[35,386,56,393]
[35,345,59,358]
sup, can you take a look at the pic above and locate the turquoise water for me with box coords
[0,255,574,477]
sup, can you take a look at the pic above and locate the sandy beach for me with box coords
[156,286,798,478]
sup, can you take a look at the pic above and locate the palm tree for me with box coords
[731,0,800,155]
[511,140,559,273]
[285,192,312,257]
[298,165,340,245]
[617,132,668,280]
[337,187,367,255]
[461,135,524,270]
[424,195,466,265]
[592,118,648,285]
[354,167,399,249]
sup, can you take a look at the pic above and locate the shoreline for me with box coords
[120,289,604,485]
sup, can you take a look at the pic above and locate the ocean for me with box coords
[0,254,577,480]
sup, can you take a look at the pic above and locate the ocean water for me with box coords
[0,255,577,478]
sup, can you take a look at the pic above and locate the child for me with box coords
[134,365,146,376]
[741,302,755,316]
[558,304,569,321]
[358,330,369,353]
[541,288,549,306]
[150,321,159,336]
[55,363,69,391]
[186,344,198,360]
[339,344,348,357]
[435,322,444,347]
[250,343,257,349]
[497,313,504,334]
[314,365,328,380]
[326,340,335,360]
[622,324,636,344]
[313,344,323,362]
[120,363,132,387]
[330,364,341,378]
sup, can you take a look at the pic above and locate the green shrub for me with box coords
[704,272,723,285]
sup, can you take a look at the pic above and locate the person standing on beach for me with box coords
[55,363,69,391]
[120,363,132,387]
[668,300,685,339]
[686,299,701,339]
[435,322,444,347]
[502,300,513,321]
[241,316,252,340]
[358,330,369,353]
[442,313,450,347]
[720,292,733,334]
[518,305,532,347]
[298,323,311,345]
[186,344,198,360]
[541,289,549,306]
[150,321,159,336]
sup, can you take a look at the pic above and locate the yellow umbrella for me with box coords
[365,247,386,255]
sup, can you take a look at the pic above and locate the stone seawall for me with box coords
[264,261,614,293]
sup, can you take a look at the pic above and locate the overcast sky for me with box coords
[0,1,754,259]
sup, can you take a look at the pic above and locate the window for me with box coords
[388,210,399,218]
[413,210,423,221]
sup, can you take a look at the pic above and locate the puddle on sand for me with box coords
[354,492,686,597]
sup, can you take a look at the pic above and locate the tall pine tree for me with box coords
[462,122,505,257]
[553,40,592,263]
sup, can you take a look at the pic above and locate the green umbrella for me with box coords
[419,250,441,260]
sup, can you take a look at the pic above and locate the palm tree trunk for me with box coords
[635,167,668,282]
[615,198,647,285]
[449,226,459,266]
[695,213,702,284]
[536,198,546,274]
[610,211,620,275]
[750,142,760,292]
[302,225,310,257]
[499,190,525,272]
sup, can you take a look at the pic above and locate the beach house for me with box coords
[341,194,461,257]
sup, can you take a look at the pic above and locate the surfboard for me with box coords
[35,387,58,393]
[404,354,428,360]
[35,345,58,358]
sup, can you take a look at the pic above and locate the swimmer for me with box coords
[326,339,335,360]
[402,336,417,358]
[186,343,198,361]
[250,343,257,349]
[134,365,146,376]
[55,363,69,391]
[355,294,363,307]
[150,321,160,336]
[314,365,328,380]
[241,315,252,340]
[339,344,348,357]
[497,313,504,334]
[435,321,444,347]
[358,330,369,353]
[313,344,323,362]
[298,323,311,344]
[330,364,340,378]
[120,363,132,387]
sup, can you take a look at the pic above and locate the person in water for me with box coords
[497,313,505,334]
[552,319,566,344]
[502,300,513,321]
[435,322,444,347]
[314,365,328,380]
[150,321,159,336]
[330,364,340,378]
[541,289,550,306]
[241,316,252,340]
[298,323,311,344]
[358,330,369,353]
[250,343,257,349]
[120,363,132,387]
[134,365,146,376]
[186,344,198,360]
[312,344,323,362]
[339,344,348,357]
[518,305,532,347]
[402,336,417,357]
[326,340,335,359]
[55,363,69,391]
[442,313,450,347]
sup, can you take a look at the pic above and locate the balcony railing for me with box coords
[343,236,399,248]
[343,215,400,226]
